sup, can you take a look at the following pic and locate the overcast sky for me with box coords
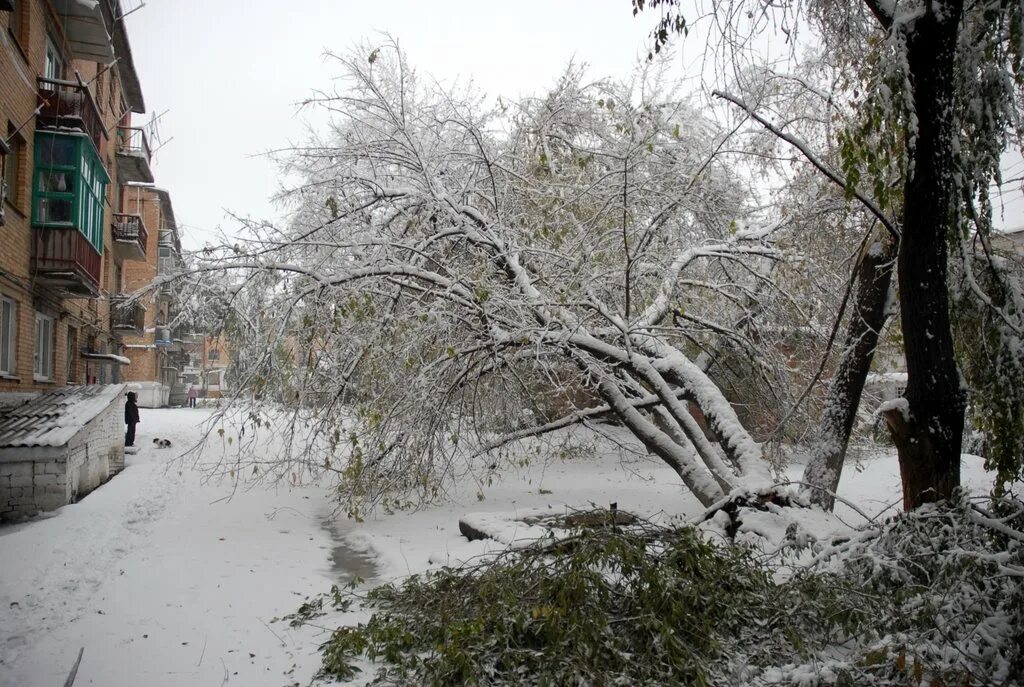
[124,0,675,249]
[125,1,1023,250]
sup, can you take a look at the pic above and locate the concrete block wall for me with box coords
[67,395,124,487]
[1,451,69,520]
[0,390,125,520]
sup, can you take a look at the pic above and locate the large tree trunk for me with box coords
[883,1,966,510]
[803,229,896,510]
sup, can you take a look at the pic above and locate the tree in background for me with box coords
[634,0,1024,508]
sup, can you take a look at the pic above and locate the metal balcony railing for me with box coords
[116,126,151,161]
[32,227,101,297]
[115,127,154,183]
[112,212,148,260]
[110,297,145,333]
[37,77,106,154]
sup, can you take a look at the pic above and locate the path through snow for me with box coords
[0,408,346,687]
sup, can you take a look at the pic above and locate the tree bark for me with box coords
[886,1,966,510]
[803,228,896,509]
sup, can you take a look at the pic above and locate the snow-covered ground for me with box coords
[0,409,343,687]
[0,408,1000,686]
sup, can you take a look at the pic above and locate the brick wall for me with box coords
[1,0,132,396]
[121,186,168,394]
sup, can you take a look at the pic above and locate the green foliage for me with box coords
[318,525,805,685]
[631,0,688,59]
[953,260,1024,492]
[835,34,907,218]
[310,497,1024,685]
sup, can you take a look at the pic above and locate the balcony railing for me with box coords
[37,77,106,155]
[112,212,148,261]
[32,227,101,297]
[156,280,175,301]
[110,297,146,334]
[115,127,154,183]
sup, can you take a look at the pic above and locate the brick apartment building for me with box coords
[117,183,190,407]
[0,0,191,405]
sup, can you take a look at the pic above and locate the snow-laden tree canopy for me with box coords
[186,44,856,513]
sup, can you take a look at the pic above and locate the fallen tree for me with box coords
[186,47,842,513]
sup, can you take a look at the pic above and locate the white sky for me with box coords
[125,1,1023,250]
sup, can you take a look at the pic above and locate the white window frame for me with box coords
[44,35,64,82]
[34,312,54,381]
[1,297,16,376]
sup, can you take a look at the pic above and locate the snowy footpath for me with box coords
[0,408,999,687]
[0,408,346,687]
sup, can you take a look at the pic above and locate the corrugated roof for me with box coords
[0,385,126,449]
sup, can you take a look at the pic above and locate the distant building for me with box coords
[118,185,190,407]
[991,225,1024,257]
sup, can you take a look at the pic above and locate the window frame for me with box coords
[32,132,108,252]
[7,0,28,54]
[44,34,65,81]
[1,296,16,376]
[34,311,54,381]
[65,325,76,383]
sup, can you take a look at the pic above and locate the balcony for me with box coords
[37,77,107,156]
[112,213,148,261]
[115,127,154,183]
[110,297,146,335]
[168,350,191,368]
[32,228,101,297]
[156,280,175,302]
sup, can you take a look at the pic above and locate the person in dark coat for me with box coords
[125,391,140,447]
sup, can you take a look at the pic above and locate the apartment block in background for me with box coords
[118,184,190,407]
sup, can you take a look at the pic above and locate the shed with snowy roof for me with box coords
[0,385,126,520]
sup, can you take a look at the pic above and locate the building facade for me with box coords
[0,0,191,516]
[119,184,191,406]
[0,1,189,408]
[1,0,144,397]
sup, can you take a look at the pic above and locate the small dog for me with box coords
[152,438,173,449]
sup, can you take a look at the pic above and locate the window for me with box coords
[95,64,105,113]
[32,132,108,252]
[1,297,15,376]
[208,349,220,362]
[44,35,64,81]
[8,0,27,50]
[107,73,119,118]
[34,312,54,380]
[66,326,77,383]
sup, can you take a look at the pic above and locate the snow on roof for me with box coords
[0,384,126,449]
